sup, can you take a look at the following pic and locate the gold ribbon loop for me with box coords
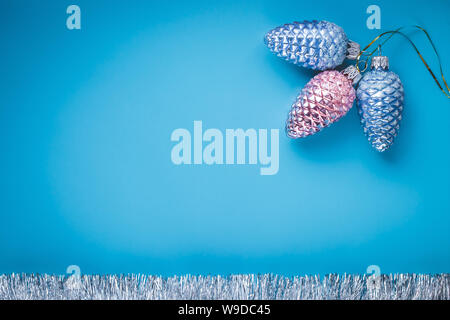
[356,26,450,98]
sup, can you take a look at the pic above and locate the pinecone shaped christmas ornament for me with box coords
[286,65,361,138]
[264,20,360,70]
[356,56,404,152]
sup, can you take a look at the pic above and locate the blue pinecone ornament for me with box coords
[357,56,404,152]
[264,20,360,70]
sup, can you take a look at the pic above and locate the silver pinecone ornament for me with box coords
[264,20,360,70]
[356,56,404,152]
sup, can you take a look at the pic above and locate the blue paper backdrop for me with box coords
[1,0,449,275]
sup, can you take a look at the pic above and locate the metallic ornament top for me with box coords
[371,56,389,70]
[264,20,360,70]
[286,66,358,138]
[357,56,404,152]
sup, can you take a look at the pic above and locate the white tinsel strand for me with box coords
[0,274,448,300]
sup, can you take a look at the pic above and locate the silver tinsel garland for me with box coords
[0,273,448,300]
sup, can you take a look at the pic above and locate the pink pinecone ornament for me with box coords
[286,66,360,138]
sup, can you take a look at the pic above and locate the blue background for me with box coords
[1,0,449,275]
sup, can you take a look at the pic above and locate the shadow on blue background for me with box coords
[0,0,449,275]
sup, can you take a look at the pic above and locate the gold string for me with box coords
[356,26,450,98]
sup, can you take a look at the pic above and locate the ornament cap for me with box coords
[346,40,360,60]
[341,65,361,85]
[371,56,389,70]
